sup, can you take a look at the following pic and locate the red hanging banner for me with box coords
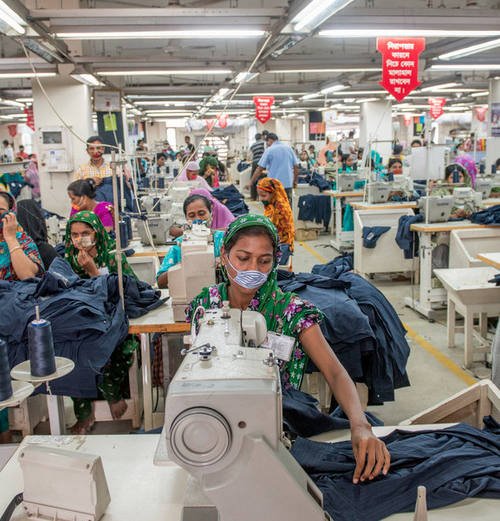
[205,114,229,131]
[24,106,35,130]
[475,107,487,122]
[253,96,274,124]
[7,124,17,137]
[403,114,413,127]
[377,38,425,102]
[428,98,446,119]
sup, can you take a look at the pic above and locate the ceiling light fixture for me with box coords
[267,67,381,73]
[0,72,56,79]
[0,1,26,35]
[56,30,265,40]
[71,73,102,86]
[301,93,322,100]
[430,64,500,71]
[320,29,500,38]
[282,99,297,105]
[420,82,461,92]
[438,38,500,61]
[233,72,260,84]
[470,91,489,97]
[292,0,355,33]
[98,69,232,76]
[320,82,350,95]
[0,98,25,108]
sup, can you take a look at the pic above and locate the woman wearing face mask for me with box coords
[257,178,294,265]
[0,189,44,281]
[67,179,115,232]
[187,215,390,484]
[199,156,220,188]
[64,211,138,433]
[177,161,213,192]
[156,194,224,289]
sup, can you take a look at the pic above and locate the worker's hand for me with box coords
[293,180,298,188]
[243,183,251,191]
[2,212,18,241]
[351,424,390,484]
[77,249,99,276]
[453,208,469,219]
[93,177,103,186]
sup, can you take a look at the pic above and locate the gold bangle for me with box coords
[9,245,23,254]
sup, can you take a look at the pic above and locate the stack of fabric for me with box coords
[211,184,249,216]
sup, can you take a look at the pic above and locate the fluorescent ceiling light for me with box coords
[0,1,26,35]
[282,100,297,105]
[238,92,308,97]
[0,72,56,79]
[319,29,500,38]
[422,88,482,93]
[357,98,379,103]
[320,83,350,95]
[71,73,102,86]
[267,68,381,73]
[56,30,265,40]
[0,98,25,108]
[470,91,489,97]
[438,38,500,61]
[292,0,355,33]
[15,98,33,102]
[98,69,231,76]
[302,93,322,100]
[420,82,461,92]
[430,64,500,71]
[233,72,259,84]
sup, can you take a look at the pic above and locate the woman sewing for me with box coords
[157,193,224,288]
[186,215,390,484]
[0,189,44,281]
[257,178,294,266]
[64,211,138,434]
[177,161,213,192]
[67,179,115,232]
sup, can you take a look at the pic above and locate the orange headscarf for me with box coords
[318,140,338,166]
[257,177,294,251]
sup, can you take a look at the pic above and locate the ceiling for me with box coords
[1,0,499,124]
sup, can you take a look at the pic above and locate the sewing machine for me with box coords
[453,187,482,208]
[136,214,174,245]
[163,305,332,521]
[168,223,216,322]
[418,196,454,223]
[367,182,391,204]
[474,178,493,200]
[141,194,173,214]
[336,173,358,192]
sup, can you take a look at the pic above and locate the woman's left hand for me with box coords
[351,424,390,484]
[2,212,18,241]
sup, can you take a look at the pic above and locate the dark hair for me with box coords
[185,135,190,140]
[183,194,212,216]
[393,144,403,155]
[341,153,351,163]
[261,130,269,137]
[0,192,13,209]
[267,132,278,142]
[19,145,24,150]
[86,135,104,145]
[137,139,144,144]
[445,163,467,181]
[388,158,403,169]
[411,139,422,147]
[224,225,277,258]
[156,152,167,161]
[28,154,36,159]
[348,131,354,137]
[308,144,315,150]
[255,133,262,140]
[495,158,500,167]
[2,140,9,146]
[67,179,97,199]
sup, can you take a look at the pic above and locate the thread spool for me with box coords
[142,177,150,189]
[174,168,179,176]
[153,197,160,212]
[123,214,133,241]
[157,177,165,189]
[28,319,57,377]
[119,221,129,249]
[452,168,460,184]
[388,171,394,182]
[0,339,13,401]
[166,166,170,174]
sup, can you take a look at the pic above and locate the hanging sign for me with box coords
[253,96,274,124]
[205,114,229,131]
[377,38,425,102]
[475,107,487,122]
[403,114,413,126]
[7,124,17,137]
[24,106,35,131]
[428,98,446,119]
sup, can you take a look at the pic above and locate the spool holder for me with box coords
[0,381,35,410]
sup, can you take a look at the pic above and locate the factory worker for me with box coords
[177,161,213,192]
[187,214,390,484]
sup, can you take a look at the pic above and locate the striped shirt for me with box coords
[250,140,265,163]
[74,159,112,180]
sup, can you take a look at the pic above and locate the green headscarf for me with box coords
[64,211,136,279]
[199,156,219,187]
[187,214,323,390]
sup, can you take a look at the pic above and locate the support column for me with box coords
[359,100,393,163]
[486,78,500,174]
[32,76,93,217]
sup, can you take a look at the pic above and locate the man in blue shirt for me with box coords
[245,133,299,203]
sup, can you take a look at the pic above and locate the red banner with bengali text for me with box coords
[253,96,274,124]
[24,106,35,130]
[377,38,425,102]
[403,114,413,126]
[206,114,229,131]
[428,98,446,119]
[475,107,487,122]
[7,124,17,137]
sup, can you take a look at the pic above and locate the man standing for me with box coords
[1,140,14,162]
[248,132,266,200]
[184,135,195,155]
[245,133,298,204]
[17,145,29,160]
[74,135,112,185]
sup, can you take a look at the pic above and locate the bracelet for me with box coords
[9,246,23,255]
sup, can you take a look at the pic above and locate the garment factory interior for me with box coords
[1,0,500,520]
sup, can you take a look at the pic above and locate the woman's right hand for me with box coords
[77,249,99,276]
[2,212,18,242]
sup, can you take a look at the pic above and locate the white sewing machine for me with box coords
[453,187,482,208]
[367,182,391,204]
[336,173,358,192]
[168,223,216,322]
[162,305,333,521]
[136,214,174,245]
[141,194,173,214]
[473,178,493,200]
[418,195,454,223]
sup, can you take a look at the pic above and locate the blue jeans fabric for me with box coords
[396,214,423,259]
[0,258,164,397]
[95,177,137,213]
[291,417,500,521]
[211,185,249,216]
[279,243,293,265]
[297,173,333,192]
[311,254,353,279]
[362,226,391,248]
[297,194,332,228]
[470,204,500,225]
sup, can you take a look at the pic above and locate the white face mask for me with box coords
[225,254,271,290]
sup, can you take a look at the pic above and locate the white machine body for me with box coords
[141,194,173,214]
[475,178,493,200]
[453,187,482,207]
[164,308,331,521]
[36,126,74,172]
[169,224,216,321]
[19,445,110,521]
[367,183,391,204]
[389,172,414,198]
[171,182,202,204]
[336,173,358,192]
[136,214,174,245]
[418,195,454,222]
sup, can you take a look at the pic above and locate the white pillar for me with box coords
[359,100,393,164]
[32,76,93,217]
[487,79,500,174]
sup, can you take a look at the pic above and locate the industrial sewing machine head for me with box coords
[163,305,332,521]
[453,186,482,208]
[336,173,358,192]
[136,214,174,245]
[418,195,454,222]
[140,194,173,214]
[474,178,493,200]
[367,182,391,204]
